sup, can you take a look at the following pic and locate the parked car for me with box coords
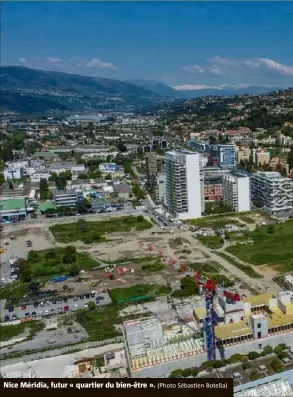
[57,299,62,304]
[46,301,51,306]
[38,311,43,316]
[4,315,10,322]
[79,295,84,299]
[58,308,63,313]
[40,302,44,307]
[34,301,39,308]
[44,310,49,316]
[74,296,78,301]
[12,314,17,320]
[25,312,30,318]
[84,302,88,308]
[64,305,69,312]
[32,311,36,317]
[8,306,14,312]
[74,304,79,310]
[51,309,55,314]
[52,299,56,304]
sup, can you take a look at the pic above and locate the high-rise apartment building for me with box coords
[145,153,163,192]
[217,144,237,168]
[164,150,204,219]
[222,173,251,212]
[251,171,293,216]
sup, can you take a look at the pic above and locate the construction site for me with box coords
[122,287,293,378]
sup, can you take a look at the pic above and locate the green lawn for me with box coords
[238,215,256,224]
[216,252,263,279]
[76,305,122,341]
[141,259,165,272]
[199,235,224,249]
[186,262,234,287]
[50,216,153,244]
[109,284,171,303]
[0,320,45,342]
[188,262,220,274]
[190,216,240,229]
[226,221,293,272]
[27,247,100,277]
[0,281,31,300]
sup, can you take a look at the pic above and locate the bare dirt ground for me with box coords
[1,218,280,296]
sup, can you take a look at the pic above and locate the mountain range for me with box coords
[0,66,281,114]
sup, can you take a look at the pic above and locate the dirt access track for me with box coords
[1,219,280,296]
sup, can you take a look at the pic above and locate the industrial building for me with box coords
[123,291,293,378]
[222,173,251,212]
[164,150,204,219]
[251,171,293,217]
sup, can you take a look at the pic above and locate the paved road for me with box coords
[1,291,112,322]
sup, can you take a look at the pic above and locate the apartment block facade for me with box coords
[164,150,204,220]
[222,173,251,212]
[217,144,237,168]
[251,171,293,217]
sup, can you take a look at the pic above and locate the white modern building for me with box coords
[53,190,79,208]
[222,173,251,212]
[30,170,51,183]
[48,163,86,176]
[251,171,293,217]
[4,166,24,180]
[155,173,165,204]
[164,150,204,220]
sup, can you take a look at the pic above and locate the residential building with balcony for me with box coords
[53,190,81,208]
[164,150,204,220]
[222,173,251,212]
[251,171,293,217]
[217,144,237,168]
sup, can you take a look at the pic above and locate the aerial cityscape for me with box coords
[0,1,293,395]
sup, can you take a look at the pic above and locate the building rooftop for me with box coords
[215,321,252,340]
[269,307,293,328]
[0,198,26,211]
[243,293,274,308]
[39,202,56,211]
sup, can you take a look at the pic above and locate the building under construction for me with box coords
[123,291,293,378]
[145,153,163,193]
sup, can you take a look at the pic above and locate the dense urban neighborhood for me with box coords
[0,79,293,390]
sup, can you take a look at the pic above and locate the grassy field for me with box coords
[226,221,293,272]
[187,262,234,287]
[50,216,153,244]
[0,320,45,342]
[0,281,32,300]
[190,216,240,229]
[216,252,263,279]
[27,247,100,277]
[199,235,224,249]
[76,305,122,341]
[141,259,165,272]
[109,284,172,303]
[238,215,256,224]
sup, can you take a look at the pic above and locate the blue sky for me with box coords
[2,1,293,90]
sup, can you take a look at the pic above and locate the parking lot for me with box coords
[1,291,112,322]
